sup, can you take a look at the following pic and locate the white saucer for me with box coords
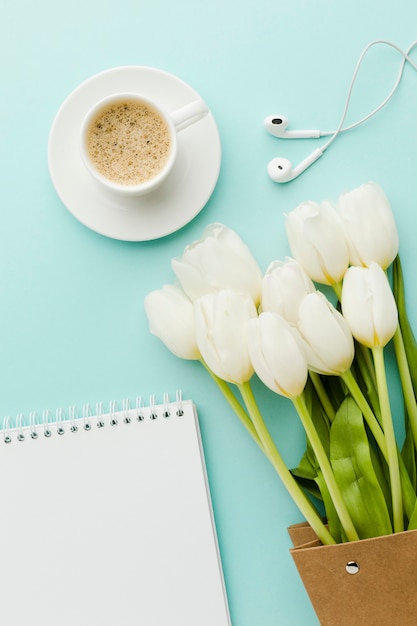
[48,66,221,241]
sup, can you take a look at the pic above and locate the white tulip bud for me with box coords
[144,285,201,360]
[248,312,308,398]
[194,290,257,384]
[337,182,399,270]
[341,262,398,348]
[297,292,355,375]
[285,200,350,285]
[261,258,316,324]
[171,223,263,305]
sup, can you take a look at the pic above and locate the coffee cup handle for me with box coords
[170,100,209,132]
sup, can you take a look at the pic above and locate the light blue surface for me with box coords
[1,1,417,624]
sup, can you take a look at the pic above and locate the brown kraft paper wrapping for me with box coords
[288,523,417,626]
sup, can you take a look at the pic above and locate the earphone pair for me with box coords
[265,39,417,183]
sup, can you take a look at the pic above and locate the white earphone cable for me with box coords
[320,39,417,152]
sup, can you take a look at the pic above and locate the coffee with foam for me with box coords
[86,99,172,186]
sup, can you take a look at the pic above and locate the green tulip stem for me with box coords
[332,281,343,301]
[393,326,417,451]
[292,394,360,542]
[308,371,336,422]
[354,343,379,412]
[200,361,263,449]
[238,381,336,546]
[372,345,404,533]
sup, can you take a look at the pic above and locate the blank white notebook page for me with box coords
[0,399,231,626]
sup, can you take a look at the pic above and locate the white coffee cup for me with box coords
[80,93,209,197]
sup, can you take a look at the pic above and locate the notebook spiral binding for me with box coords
[1,390,185,444]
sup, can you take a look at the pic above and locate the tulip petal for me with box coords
[338,182,399,269]
[341,263,398,348]
[298,293,354,375]
[248,313,308,398]
[171,223,263,304]
[194,290,256,384]
[285,200,350,285]
[261,257,316,323]
[144,285,201,360]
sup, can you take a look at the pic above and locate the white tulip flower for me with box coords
[341,262,398,348]
[285,200,350,285]
[171,223,263,305]
[337,182,399,269]
[261,257,316,324]
[248,312,308,398]
[194,289,257,384]
[144,285,201,360]
[297,292,355,375]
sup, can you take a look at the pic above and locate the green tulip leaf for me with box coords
[393,255,417,394]
[407,495,417,529]
[402,417,417,492]
[289,474,322,501]
[291,433,322,501]
[291,377,331,500]
[368,442,393,519]
[319,370,347,413]
[304,376,331,454]
[330,396,393,539]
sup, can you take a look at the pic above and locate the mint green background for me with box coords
[2,1,417,624]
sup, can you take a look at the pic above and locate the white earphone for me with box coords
[266,39,417,183]
[267,149,324,183]
[264,116,321,139]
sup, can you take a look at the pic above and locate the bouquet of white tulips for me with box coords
[145,182,417,546]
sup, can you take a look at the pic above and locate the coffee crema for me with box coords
[85,99,172,186]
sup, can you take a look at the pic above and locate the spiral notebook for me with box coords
[0,394,231,626]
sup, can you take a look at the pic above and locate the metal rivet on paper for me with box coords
[346,561,360,574]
